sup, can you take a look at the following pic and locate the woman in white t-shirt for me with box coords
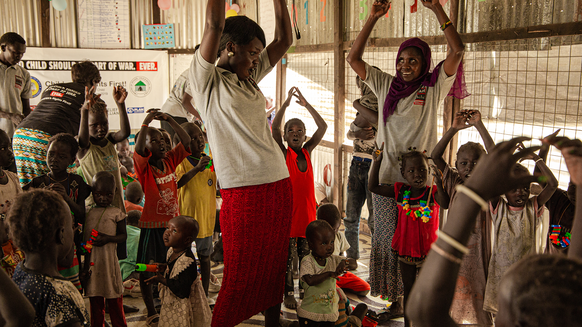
[188,0,293,326]
[159,69,200,140]
[346,0,467,321]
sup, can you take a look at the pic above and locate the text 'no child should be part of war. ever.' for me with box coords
[22,61,158,71]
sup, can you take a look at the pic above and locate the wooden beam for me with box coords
[333,0,345,211]
[290,43,335,53]
[275,55,287,112]
[40,0,51,47]
[152,1,161,24]
[443,0,461,166]
[168,48,197,54]
[342,21,582,50]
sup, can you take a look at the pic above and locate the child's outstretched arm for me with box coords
[467,110,494,152]
[155,113,191,151]
[109,86,131,144]
[432,167,450,209]
[518,144,558,207]
[135,110,159,156]
[177,155,211,188]
[346,1,390,80]
[78,86,101,150]
[431,111,470,172]
[296,88,327,155]
[421,0,464,77]
[368,143,395,198]
[0,268,35,327]
[271,87,295,155]
[545,136,582,259]
[407,137,538,327]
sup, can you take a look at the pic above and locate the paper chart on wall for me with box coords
[77,0,131,48]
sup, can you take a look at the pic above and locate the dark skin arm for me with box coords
[107,86,131,144]
[433,167,449,209]
[302,259,355,286]
[431,111,471,172]
[467,110,494,152]
[21,98,30,117]
[368,143,396,198]
[296,88,327,155]
[264,0,294,67]
[45,182,86,225]
[135,109,159,156]
[78,86,101,150]
[352,100,378,127]
[92,218,127,247]
[177,155,211,188]
[272,87,296,155]
[407,137,539,326]
[158,112,191,152]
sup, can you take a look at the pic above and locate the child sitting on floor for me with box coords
[82,171,128,327]
[78,85,130,213]
[146,215,212,326]
[298,220,357,326]
[317,203,371,297]
[134,108,191,324]
[272,86,328,309]
[174,122,216,303]
[369,144,448,327]
[10,189,90,325]
[431,109,494,325]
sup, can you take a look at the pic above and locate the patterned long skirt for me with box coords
[211,178,293,327]
[13,128,52,186]
[369,193,403,302]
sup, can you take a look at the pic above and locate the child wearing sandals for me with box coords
[431,109,494,325]
[10,189,90,326]
[272,86,327,308]
[146,215,212,326]
[369,145,447,327]
[298,219,357,326]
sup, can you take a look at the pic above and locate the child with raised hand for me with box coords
[82,171,128,327]
[272,86,328,308]
[78,85,130,213]
[0,129,24,278]
[483,145,558,315]
[298,220,357,326]
[317,203,371,298]
[174,122,216,302]
[145,216,212,326]
[9,189,90,326]
[369,143,447,327]
[133,108,191,324]
[430,109,494,325]
[407,137,581,327]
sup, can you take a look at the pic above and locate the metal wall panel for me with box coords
[160,0,206,49]
[50,0,77,48]
[0,0,41,47]
[131,0,155,49]
[286,0,335,46]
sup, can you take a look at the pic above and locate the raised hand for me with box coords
[195,155,211,171]
[153,112,170,121]
[354,127,375,140]
[284,87,296,105]
[466,110,482,126]
[294,88,309,107]
[451,111,470,130]
[420,0,442,10]
[370,0,391,19]
[83,85,101,110]
[544,136,582,185]
[112,86,128,104]
[463,137,540,200]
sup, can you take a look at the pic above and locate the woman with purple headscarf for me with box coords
[347,0,467,324]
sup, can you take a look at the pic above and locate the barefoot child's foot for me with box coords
[283,293,297,309]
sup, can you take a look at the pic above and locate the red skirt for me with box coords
[211,178,293,327]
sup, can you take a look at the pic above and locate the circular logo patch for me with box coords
[30,76,42,98]
[207,179,213,186]
[129,76,152,98]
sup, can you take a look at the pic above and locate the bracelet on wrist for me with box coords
[455,184,488,211]
[141,124,148,128]
[441,20,452,31]
[535,158,544,164]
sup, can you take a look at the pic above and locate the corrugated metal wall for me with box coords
[131,0,155,49]
[50,0,77,48]
[159,0,206,49]
[0,0,41,47]
[286,0,335,46]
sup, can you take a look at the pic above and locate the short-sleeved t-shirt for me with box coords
[161,70,195,119]
[176,158,217,238]
[133,142,190,228]
[0,61,31,136]
[333,232,350,256]
[363,64,456,184]
[188,49,289,189]
[298,254,345,322]
[18,82,85,136]
[13,263,90,327]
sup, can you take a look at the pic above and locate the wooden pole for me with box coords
[444,0,461,164]
[333,0,345,211]
[40,0,51,47]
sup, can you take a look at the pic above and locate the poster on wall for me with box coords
[21,47,169,130]
[78,0,131,48]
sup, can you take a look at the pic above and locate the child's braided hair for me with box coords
[399,147,430,171]
[504,254,582,326]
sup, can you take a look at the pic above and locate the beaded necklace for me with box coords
[402,187,433,223]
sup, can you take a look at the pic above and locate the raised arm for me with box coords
[157,113,191,152]
[135,110,158,156]
[271,87,295,155]
[368,143,395,198]
[530,151,558,207]
[346,1,390,80]
[199,0,225,63]
[296,88,327,154]
[407,138,538,327]
[421,0,464,77]
[353,100,378,126]
[431,111,470,172]
[265,0,293,67]
[78,86,100,150]
[467,110,494,152]
[110,86,131,143]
